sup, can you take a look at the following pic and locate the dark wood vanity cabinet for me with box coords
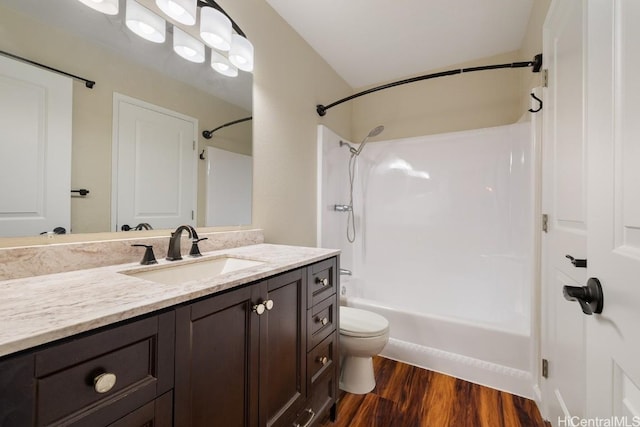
[0,256,339,427]
[174,257,339,427]
[174,267,308,427]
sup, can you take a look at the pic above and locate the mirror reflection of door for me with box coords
[112,94,197,231]
[0,55,72,237]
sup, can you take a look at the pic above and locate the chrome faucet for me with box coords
[166,225,199,261]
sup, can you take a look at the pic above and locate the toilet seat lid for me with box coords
[340,306,389,338]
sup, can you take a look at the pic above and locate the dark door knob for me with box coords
[563,277,604,315]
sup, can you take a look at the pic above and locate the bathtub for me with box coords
[341,293,533,398]
[318,123,536,399]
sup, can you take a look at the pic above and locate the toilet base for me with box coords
[339,355,376,394]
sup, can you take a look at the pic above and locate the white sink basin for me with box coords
[122,256,264,285]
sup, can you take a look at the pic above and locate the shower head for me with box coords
[350,125,384,156]
[367,125,385,138]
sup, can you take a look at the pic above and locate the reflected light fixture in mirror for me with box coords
[126,0,166,43]
[211,50,238,77]
[229,34,254,72]
[173,27,205,63]
[76,0,119,15]
[156,0,196,26]
[200,6,231,51]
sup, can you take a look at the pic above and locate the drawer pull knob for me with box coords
[93,372,117,394]
[316,277,329,286]
[264,299,274,311]
[316,316,328,326]
[253,303,265,315]
[317,356,328,365]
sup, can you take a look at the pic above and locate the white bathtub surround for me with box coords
[0,229,264,281]
[318,123,536,397]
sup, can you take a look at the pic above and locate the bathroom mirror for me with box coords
[0,0,253,238]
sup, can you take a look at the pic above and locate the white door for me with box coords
[0,55,72,237]
[113,94,197,231]
[541,0,588,423]
[585,0,640,420]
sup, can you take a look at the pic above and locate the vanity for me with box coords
[0,243,339,427]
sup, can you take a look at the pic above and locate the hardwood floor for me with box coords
[321,356,549,427]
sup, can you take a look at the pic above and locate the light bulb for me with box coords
[126,0,166,43]
[156,0,196,25]
[173,27,205,63]
[200,7,232,51]
[76,0,118,15]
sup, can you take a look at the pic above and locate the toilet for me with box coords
[339,306,390,394]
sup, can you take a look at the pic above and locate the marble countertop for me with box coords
[0,244,339,358]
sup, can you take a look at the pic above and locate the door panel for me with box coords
[0,55,72,236]
[585,0,640,419]
[113,94,197,231]
[541,0,587,423]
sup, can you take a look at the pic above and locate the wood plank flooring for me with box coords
[321,356,549,427]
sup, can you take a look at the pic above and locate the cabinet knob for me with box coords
[264,299,274,311]
[317,356,328,365]
[93,372,117,394]
[253,303,265,315]
[316,316,328,326]
[316,277,329,286]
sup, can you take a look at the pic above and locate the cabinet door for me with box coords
[259,269,307,427]
[174,285,261,427]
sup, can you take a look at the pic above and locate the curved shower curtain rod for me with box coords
[316,53,543,117]
[202,116,253,139]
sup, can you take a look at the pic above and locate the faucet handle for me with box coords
[189,237,208,257]
[132,244,158,265]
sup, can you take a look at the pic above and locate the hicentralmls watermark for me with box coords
[558,416,640,427]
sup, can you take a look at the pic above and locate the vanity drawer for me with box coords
[292,367,337,427]
[307,296,336,350]
[307,334,336,386]
[34,312,174,426]
[307,258,337,308]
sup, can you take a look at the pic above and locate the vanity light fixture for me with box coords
[156,0,197,26]
[126,0,166,43]
[228,34,254,72]
[210,50,238,77]
[76,0,252,76]
[173,27,205,63]
[200,6,232,51]
[76,0,119,15]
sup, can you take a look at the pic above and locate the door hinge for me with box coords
[543,69,549,88]
[542,214,549,233]
[542,358,549,378]
[191,210,195,220]
[193,140,196,150]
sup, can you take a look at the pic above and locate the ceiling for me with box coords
[265,0,535,88]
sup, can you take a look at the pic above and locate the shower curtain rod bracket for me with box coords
[316,53,543,117]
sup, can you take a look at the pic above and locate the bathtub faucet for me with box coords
[339,268,352,276]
